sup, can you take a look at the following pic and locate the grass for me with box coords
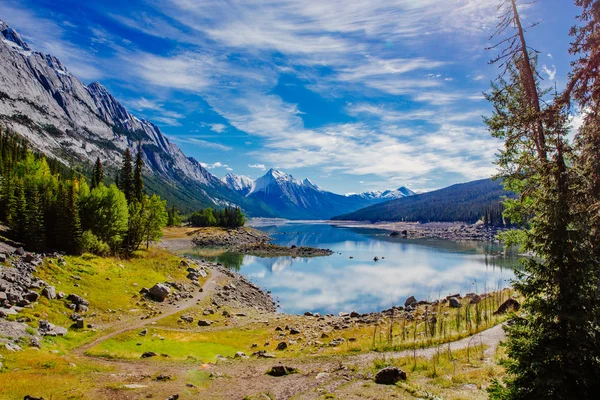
[86,326,274,362]
[0,347,113,399]
[367,345,505,400]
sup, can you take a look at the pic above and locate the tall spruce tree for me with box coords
[119,148,134,203]
[64,181,82,254]
[91,156,104,189]
[487,1,600,398]
[134,142,144,202]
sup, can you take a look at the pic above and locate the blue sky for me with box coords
[0,0,579,194]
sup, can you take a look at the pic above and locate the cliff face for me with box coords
[0,18,243,210]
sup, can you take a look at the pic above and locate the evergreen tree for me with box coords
[91,156,104,189]
[11,180,27,242]
[119,148,134,203]
[24,183,45,251]
[134,142,144,202]
[487,1,600,398]
[64,181,82,254]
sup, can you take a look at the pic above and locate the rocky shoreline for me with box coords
[331,220,507,242]
[189,226,333,257]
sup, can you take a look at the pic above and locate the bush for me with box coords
[81,230,110,256]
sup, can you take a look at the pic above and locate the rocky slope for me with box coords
[0,19,273,214]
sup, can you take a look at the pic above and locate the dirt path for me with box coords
[74,269,224,356]
[353,323,506,364]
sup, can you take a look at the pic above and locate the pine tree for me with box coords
[11,180,27,242]
[64,181,82,254]
[91,156,104,189]
[24,183,45,251]
[134,142,144,202]
[487,1,600,398]
[119,148,134,203]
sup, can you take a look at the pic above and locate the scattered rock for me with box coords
[139,328,148,336]
[234,351,248,359]
[276,342,287,351]
[449,297,462,308]
[375,366,407,385]
[42,286,56,300]
[155,374,172,381]
[180,315,194,323]
[404,296,417,307]
[494,298,521,315]
[267,365,297,377]
[38,320,67,336]
[197,320,211,327]
[141,351,157,358]
[148,284,171,302]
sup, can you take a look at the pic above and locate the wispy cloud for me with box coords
[248,163,266,170]
[169,137,232,151]
[0,0,103,80]
[203,161,229,169]
[542,64,557,81]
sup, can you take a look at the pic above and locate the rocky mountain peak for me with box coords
[0,20,31,52]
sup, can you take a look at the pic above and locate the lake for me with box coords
[179,221,519,315]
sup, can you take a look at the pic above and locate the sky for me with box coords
[0,0,580,194]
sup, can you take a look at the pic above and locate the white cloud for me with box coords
[169,137,232,151]
[542,64,557,81]
[248,163,266,170]
[203,161,229,169]
[0,1,103,80]
[209,123,227,133]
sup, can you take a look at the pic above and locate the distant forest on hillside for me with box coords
[332,178,510,225]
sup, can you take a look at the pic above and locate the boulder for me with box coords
[0,253,6,263]
[148,284,170,302]
[38,320,67,336]
[234,351,248,359]
[267,365,296,377]
[449,297,462,308]
[42,286,56,300]
[14,247,25,256]
[141,351,157,358]
[197,320,211,327]
[276,342,287,351]
[404,296,417,308]
[375,366,407,385]
[24,291,39,302]
[66,294,89,307]
[180,315,194,323]
[75,318,84,329]
[494,298,521,315]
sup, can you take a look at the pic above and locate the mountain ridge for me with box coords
[332,178,509,224]
[222,169,415,219]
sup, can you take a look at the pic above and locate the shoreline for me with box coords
[158,226,334,257]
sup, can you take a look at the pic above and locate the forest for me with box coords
[333,178,509,225]
[0,129,167,256]
[187,207,246,228]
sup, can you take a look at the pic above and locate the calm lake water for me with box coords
[179,221,519,315]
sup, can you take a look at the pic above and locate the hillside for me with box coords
[332,178,509,224]
[0,19,273,216]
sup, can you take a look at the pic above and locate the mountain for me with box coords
[221,173,255,196]
[223,169,415,220]
[347,187,416,201]
[332,178,509,223]
[0,18,275,215]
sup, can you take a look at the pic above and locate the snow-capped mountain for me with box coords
[221,173,255,196]
[222,169,414,219]
[348,187,416,201]
[0,18,275,214]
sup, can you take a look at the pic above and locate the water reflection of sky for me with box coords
[182,222,518,315]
